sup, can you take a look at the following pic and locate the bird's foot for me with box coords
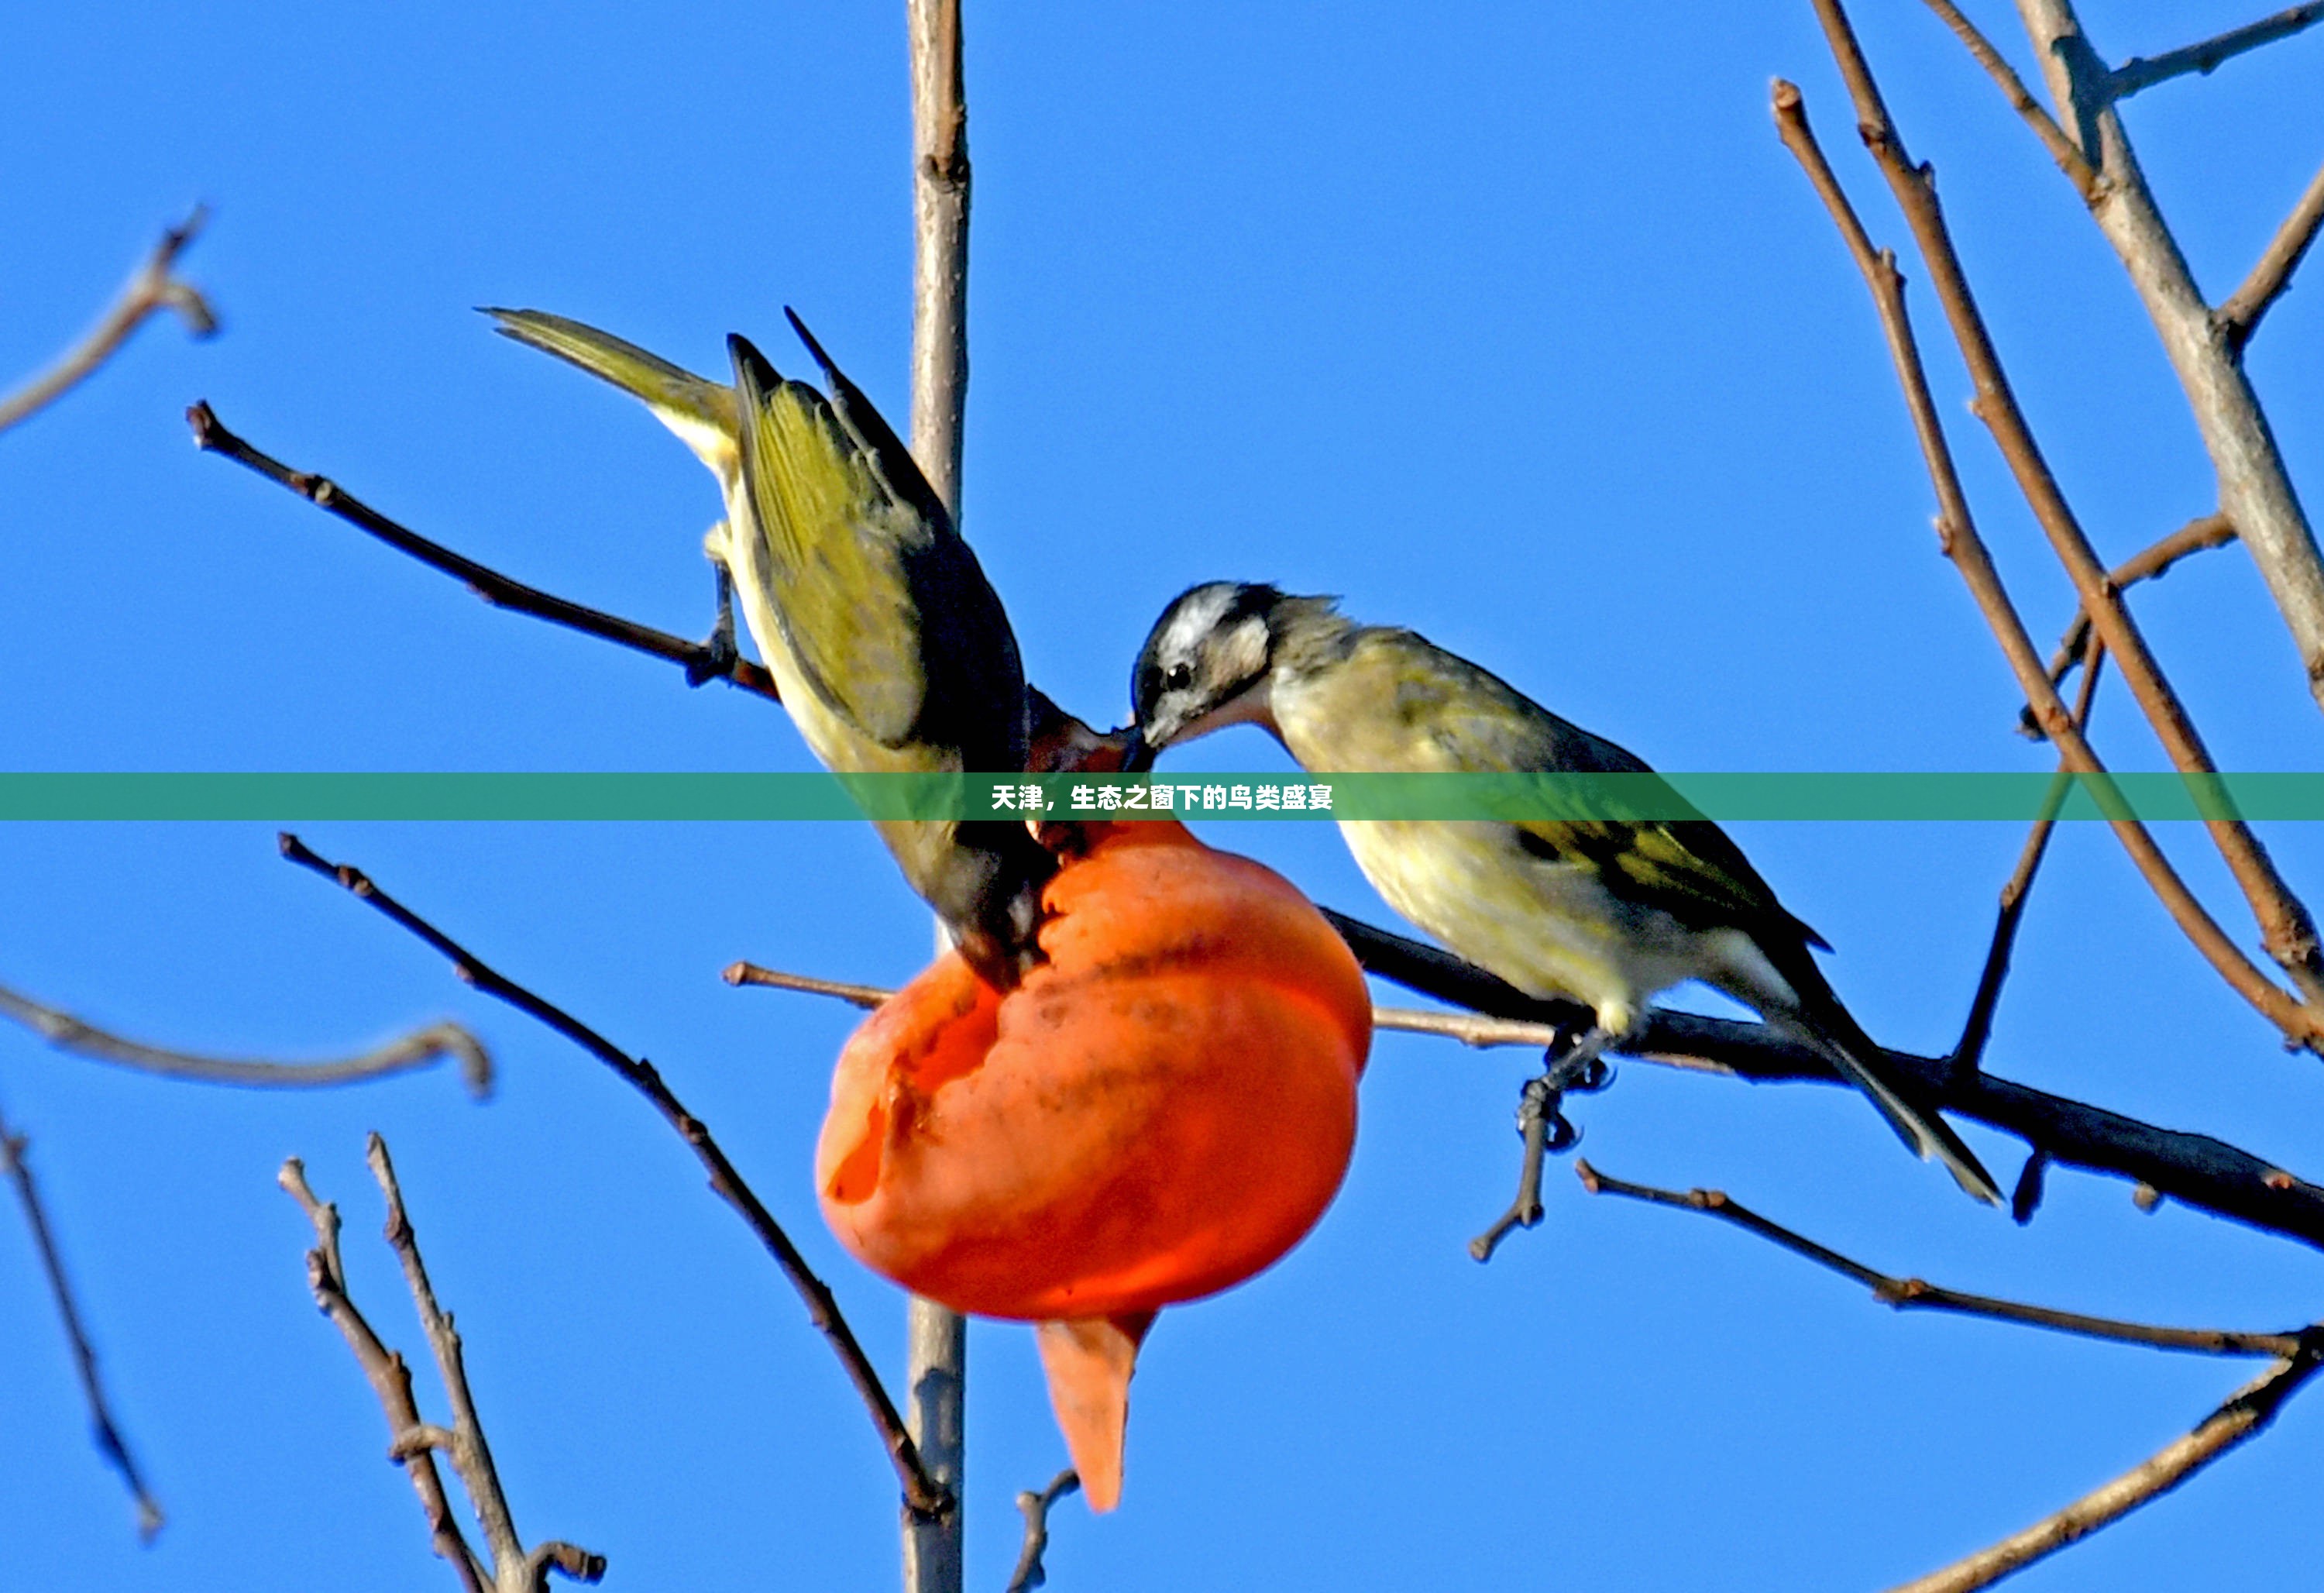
[685,563,741,686]
[1544,1027,1614,1096]
[1467,1026,1616,1264]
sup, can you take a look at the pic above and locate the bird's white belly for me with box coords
[1337,820,1785,1032]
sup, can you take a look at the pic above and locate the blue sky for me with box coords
[4,3,2322,1588]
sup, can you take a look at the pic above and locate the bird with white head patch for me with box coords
[1125,581,2000,1206]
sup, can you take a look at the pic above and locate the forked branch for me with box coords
[2026,514,2236,734]
[0,208,218,435]
[1916,0,2099,197]
[275,835,947,1519]
[1002,1469,1081,1593]
[1989,0,2324,709]
[1772,59,2324,1038]
[281,1144,603,1591]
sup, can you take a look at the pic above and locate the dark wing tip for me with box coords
[727,332,780,395]
[782,306,841,380]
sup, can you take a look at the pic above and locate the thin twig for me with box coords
[2107,3,2324,101]
[1576,1161,2301,1356]
[186,403,779,702]
[1002,1469,1081,1593]
[721,962,889,1008]
[2027,514,2236,734]
[1468,1075,1559,1262]
[1955,638,2108,1079]
[280,1156,487,1592]
[1887,1340,2324,1593]
[1915,0,2101,198]
[0,979,489,1096]
[0,208,218,435]
[1370,1007,1569,1048]
[1,1098,163,1540]
[274,834,948,1519]
[1772,63,2324,1040]
[2217,157,2324,353]
[723,957,1576,1051]
[366,1135,530,1578]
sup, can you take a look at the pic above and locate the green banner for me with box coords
[0,770,2318,821]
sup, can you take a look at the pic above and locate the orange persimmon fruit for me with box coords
[816,818,1371,1510]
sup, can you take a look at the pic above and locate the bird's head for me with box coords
[1124,581,1300,772]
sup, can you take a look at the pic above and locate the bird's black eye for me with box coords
[1164,662,1194,692]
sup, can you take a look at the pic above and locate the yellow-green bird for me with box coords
[488,308,1050,983]
[1124,583,2000,1203]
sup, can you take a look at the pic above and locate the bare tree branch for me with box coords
[0,978,490,1096]
[1002,1469,1081,1593]
[1586,1157,2324,1592]
[1576,1161,2301,1356]
[1916,0,2099,198]
[1,1097,163,1540]
[1815,5,2324,1013]
[284,1146,606,1591]
[2108,4,2324,101]
[280,1156,487,1592]
[2026,514,2236,735]
[2217,157,2324,353]
[732,926,2324,1258]
[1772,67,2324,1039]
[0,208,217,436]
[273,834,950,1519]
[1996,0,2324,711]
[1955,638,2107,1079]
[366,1135,530,1578]
[1887,1341,2324,1593]
[186,403,779,701]
[906,0,975,1584]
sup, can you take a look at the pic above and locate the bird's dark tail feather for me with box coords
[1768,967,2001,1206]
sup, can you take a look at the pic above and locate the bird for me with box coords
[1122,581,2001,1203]
[486,307,1052,983]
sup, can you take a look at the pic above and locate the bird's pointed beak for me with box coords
[1119,728,1158,776]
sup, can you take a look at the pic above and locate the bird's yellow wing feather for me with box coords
[729,327,1025,768]
[483,308,738,477]
[1361,631,1824,948]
